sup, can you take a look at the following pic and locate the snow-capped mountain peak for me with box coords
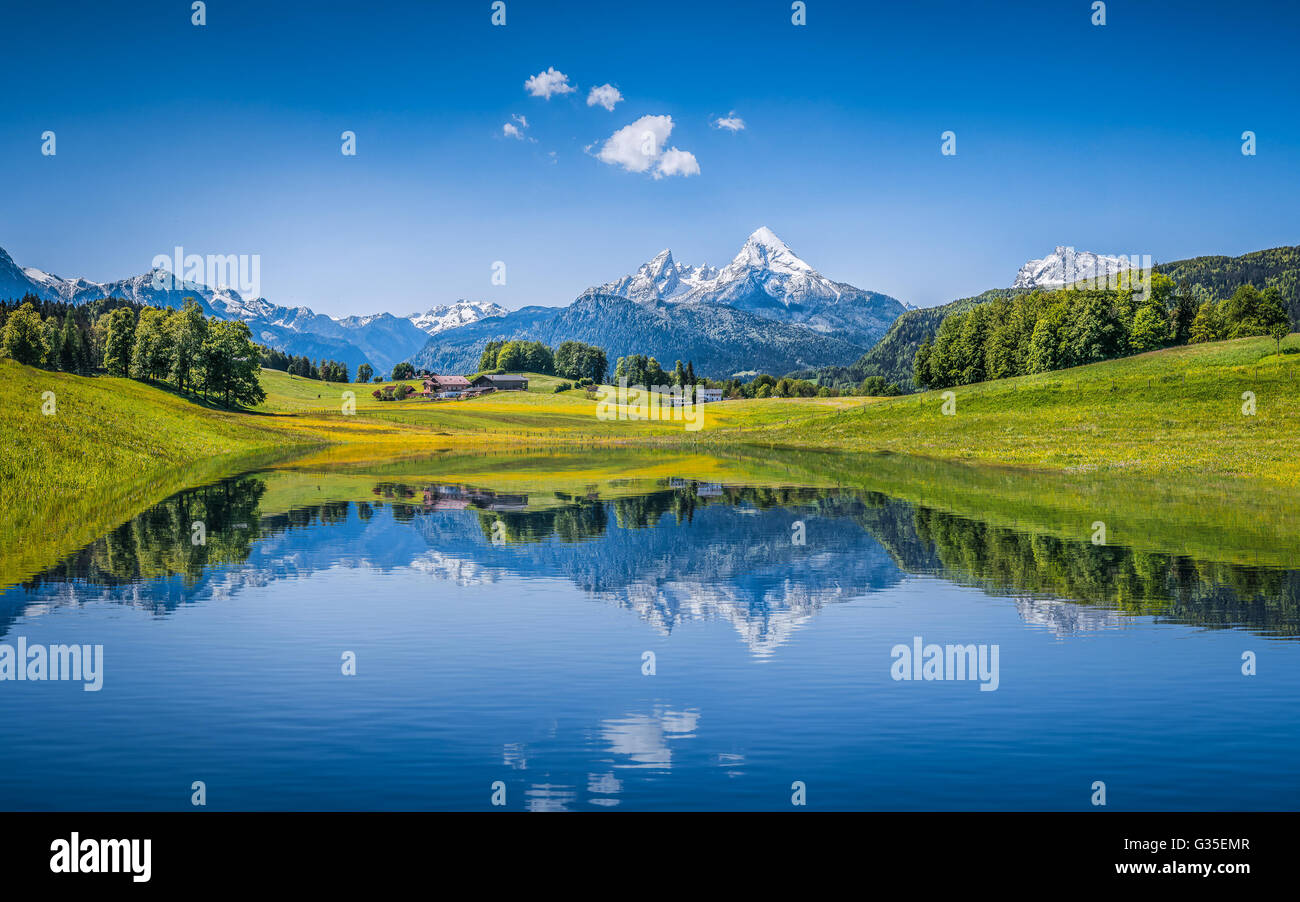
[21,266,66,289]
[647,248,674,273]
[597,226,835,306]
[1013,246,1133,289]
[597,248,716,303]
[408,300,508,336]
[728,226,815,276]
[590,227,906,342]
[210,294,278,320]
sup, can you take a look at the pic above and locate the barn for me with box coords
[471,374,529,391]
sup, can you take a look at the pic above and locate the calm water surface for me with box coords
[2,460,1297,810]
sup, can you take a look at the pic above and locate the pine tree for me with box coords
[59,313,81,372]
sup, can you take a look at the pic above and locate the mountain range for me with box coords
[595,227,908,340]
[411,228,907,376]
[8,234,1293,383]
[0,244,506,374]
[1,228,906,379]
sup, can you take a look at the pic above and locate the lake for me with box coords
[2,449,1297,811]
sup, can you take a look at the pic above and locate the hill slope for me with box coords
[0,359,319,588]
[736,333,1300,485]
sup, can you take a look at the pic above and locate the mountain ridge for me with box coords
[0,245,505,374]
[409,227,904,377]
[591,227,907,344]
[409,291,870,377]
[1013,246,1133,289]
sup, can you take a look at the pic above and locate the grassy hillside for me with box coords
[255,366,862,436]
[728,333,1300,486]
[6,336,1297,586]
[258,369,573,410]
[0,359,321,587]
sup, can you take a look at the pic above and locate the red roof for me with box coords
[425,374,471,390]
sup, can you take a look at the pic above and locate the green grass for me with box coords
[5,335,1298,587]
[257,367,867,439]
[0,359,319,588]
[255,370,571,414]
[719,334,1300,486]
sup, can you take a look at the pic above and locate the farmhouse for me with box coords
[471,374,529,391]
[422,374,472,398]
[656,386,725,407]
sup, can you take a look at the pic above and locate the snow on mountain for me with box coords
[597,227,843,308]
[407,300,508,335]
[1,244,426,372]
[592,227,907,344]
[20,266,68,294]
[207,294,281,322]
[4,253,238,317]
[1013,246,1133,289]
[598,249,719,303]
[717,225,817,283]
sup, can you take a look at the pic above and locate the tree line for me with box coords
[478,339,608,383]
[715,373,899,399]
[0,294,263,407]
[913,274,1291,390]
[609,352,901,398]
[260,347,371,383]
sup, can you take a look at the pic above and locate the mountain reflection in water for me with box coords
[3,463,1299,812]
[6,472,1299,649]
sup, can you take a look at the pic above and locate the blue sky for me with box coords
[2,0,1297,315]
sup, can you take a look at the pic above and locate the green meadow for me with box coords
[726,334,1300,487]
[2,333,1296,586]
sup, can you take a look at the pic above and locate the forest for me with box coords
[477,339,609,384]
[0,294,368,407]
[913,274,1290,390]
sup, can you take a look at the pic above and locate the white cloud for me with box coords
[596,114,674,173]
[594,115,700,179]
[586,83,624,111]
[524,67,576,99]
[595,113,702,176]
[712,112,745,132]
[502,114,534,141]
[654,147,701,179]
